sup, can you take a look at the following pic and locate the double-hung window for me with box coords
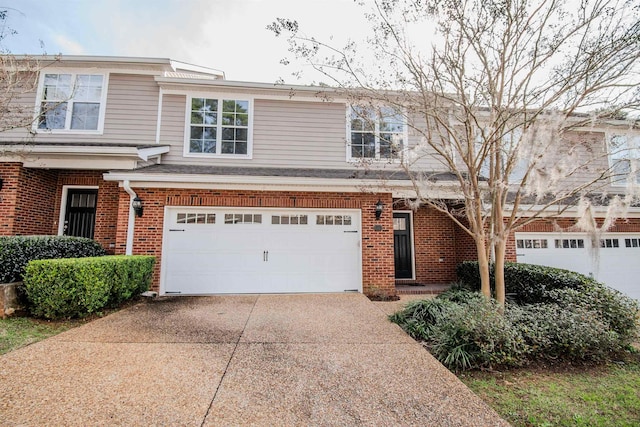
[187,96,251,157]
[472,127,527,182]
[349,105,405,161]
[609,133,640,185]
[37,73,106,132]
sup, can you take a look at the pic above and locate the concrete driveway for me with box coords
[0,294,507,426]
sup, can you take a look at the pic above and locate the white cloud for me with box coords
[5,0,377,83]
[52,34,86,55]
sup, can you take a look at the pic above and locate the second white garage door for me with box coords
[515,232,640,300]
[161,207,362,295]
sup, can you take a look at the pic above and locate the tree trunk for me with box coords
[476,237,491,298]
[492,193,506,307]
[494,238,507,307]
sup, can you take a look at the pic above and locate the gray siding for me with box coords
[162,97,349,168]
[0,73,159,144]
[161,96,450,171]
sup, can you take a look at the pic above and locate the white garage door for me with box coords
[515,232,640,300]
[161,207,362,295]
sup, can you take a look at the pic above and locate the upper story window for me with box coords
[36,72,107,132]
[473,127,527,182]
[609,133,640,186]
[348,105,406,161]
[186,96,252,157]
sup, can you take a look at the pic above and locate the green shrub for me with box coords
[429,299,527,370]
[24,255,155,319]
[391,292,527,370]
[456,261,600,304]
[508,303,620,361]
[0,236,105,283]
[389,298,457,340]
[391,284,638,370]
[110,256,156,305]
[545,286,639,345]
[436,286,487,305]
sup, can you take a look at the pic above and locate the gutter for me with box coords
[122,180,137,256]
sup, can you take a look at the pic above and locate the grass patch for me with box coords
[0,298,143,354]
[458,355,640,426]
[0,317,78,354]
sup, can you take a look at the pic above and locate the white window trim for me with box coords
[607,131,640,187]
[57,185,99,235]
[345,105,409,163]
[183,94,254,159]
[33,70,109,135]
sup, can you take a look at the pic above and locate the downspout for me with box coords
[122,180,136,256]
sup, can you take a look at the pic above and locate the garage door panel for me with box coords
[162,208,362,295]
[516,232,640,300]
[166,271,267,294]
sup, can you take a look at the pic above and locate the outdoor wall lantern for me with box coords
[132,196,143,218]
[375,199,384,220]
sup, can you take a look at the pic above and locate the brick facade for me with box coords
[0,163,118,253]
[5,159,640,295]
[0,163,57,235]
[394,204,477,286]
[115,188,396,296]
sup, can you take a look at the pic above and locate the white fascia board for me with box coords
[504,204,640,218]
[3,144,170,160]
[103,171,382,187]
[154,76,340,95]
[137,146,170,161]
[102,171,463,198]
[3,144,139,156]
[22,157,138,170]
[12,55,173,67]
[169,60,225,78]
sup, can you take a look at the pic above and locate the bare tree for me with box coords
[0,9,59,137]
[270,0,640,304]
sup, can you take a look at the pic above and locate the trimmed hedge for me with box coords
[456,261,599,303]
[0,236,105,283]
[24,255,155,319]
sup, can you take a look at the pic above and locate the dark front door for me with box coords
[393,212,413,279]
[64,189,98,239]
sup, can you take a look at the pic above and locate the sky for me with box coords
[2,0,378,84]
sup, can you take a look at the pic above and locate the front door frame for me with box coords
[57,185,99,237]
[393,210,416,280]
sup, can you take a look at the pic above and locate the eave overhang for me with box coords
[0,143,170,170]
[103,165,462,199]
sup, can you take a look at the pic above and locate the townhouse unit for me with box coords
[1,56,638,299]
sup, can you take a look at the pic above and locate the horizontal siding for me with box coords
[162,97,450,172]
[162,98,350,168]
[0,73,158,145]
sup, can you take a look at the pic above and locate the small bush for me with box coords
[24,255,155,319]
[545,286,639,345]
[429,299,527,370]
[391,291,527,370]
[437,286,487,305]
[0,236,105,283]
[456,261,600,303]
[110,256,156,305]
[508,303,620,361]
[389,298,457,340]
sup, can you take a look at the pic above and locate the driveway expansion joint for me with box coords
[200,294,260,427]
